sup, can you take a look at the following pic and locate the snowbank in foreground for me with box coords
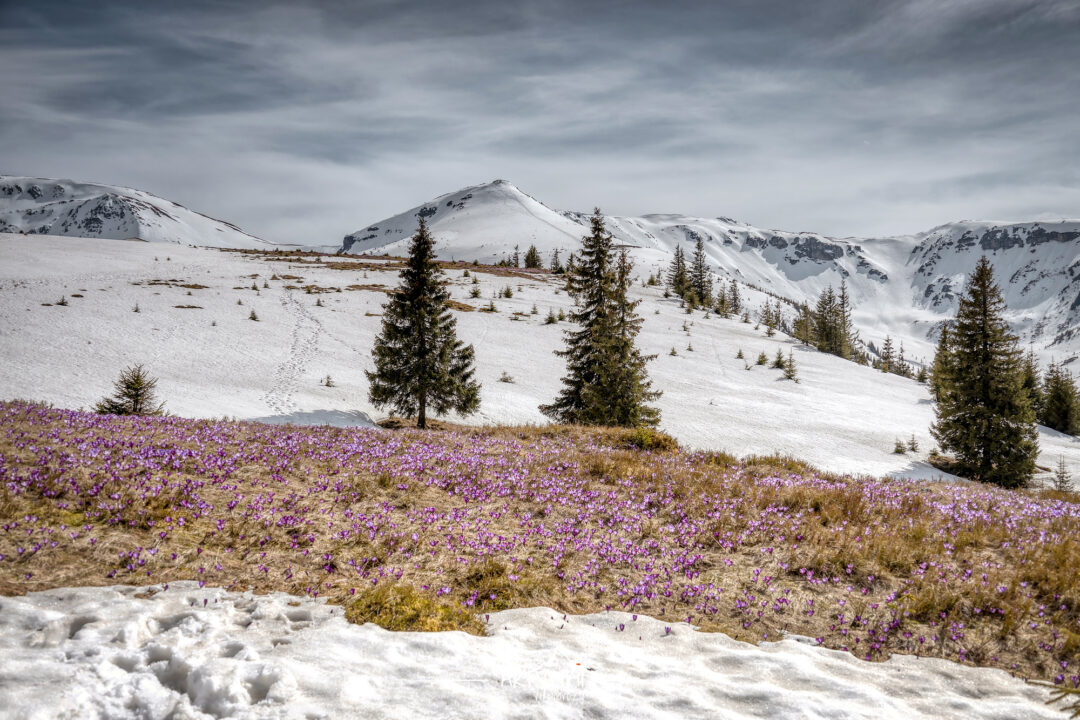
[0,583,1057,720]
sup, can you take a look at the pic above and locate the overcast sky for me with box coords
[2,0,1078,243]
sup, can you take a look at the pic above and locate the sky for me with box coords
[1,0,1078,244]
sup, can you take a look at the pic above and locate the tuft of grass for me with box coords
[616,427,679,453]
[345,584,483,633]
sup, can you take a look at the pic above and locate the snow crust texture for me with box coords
[0,583,1060,720]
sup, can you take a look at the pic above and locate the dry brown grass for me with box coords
[1,404,1077,685]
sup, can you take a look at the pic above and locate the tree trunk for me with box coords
[417,388,427,429]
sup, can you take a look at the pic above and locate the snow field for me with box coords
[2,233,1078,481]
[0,582,1061,720]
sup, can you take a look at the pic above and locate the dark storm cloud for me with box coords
[1,0,1077,242]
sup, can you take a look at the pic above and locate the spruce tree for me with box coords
[783,349,798,382]
[550,249,564,274]
[728,279,742,314]
[366,217,480,429]
[1021,349,1042,414]
[523,244,542,269]
[541,211,660,426]
[578,249,661,427]
[930,257,1037,487]
[794,303,814,346]
[95,364,166,416]
[667,246,689,299]
[812,286,839,355]
[1039,362,1079,435]
[689,236,712,304]
[837,280,856,359]
[880,336,895,374]
[929,323,954,404]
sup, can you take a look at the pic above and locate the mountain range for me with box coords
[3,174,1078,365]
[341,179,1080,366]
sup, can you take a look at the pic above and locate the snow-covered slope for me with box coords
[0,582,1060,720]
[341,179,587,260]
[340,180,1080,366]
[4,231,1080,483]
[0,176,270,249]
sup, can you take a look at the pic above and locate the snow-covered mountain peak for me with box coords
[0,176,270,249]
[339,181,1080,365]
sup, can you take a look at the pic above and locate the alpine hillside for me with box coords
[341,180,1080,367]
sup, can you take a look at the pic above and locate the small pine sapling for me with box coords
[545,308,557,324]
[893,438,908,454]
[1053,455,1073,492]
[557,309,566,321]
[249,309,259,321]
[531,303,538,315]
[907,434,920,452]
[469,287,481,299]
[56,296,68,306]
[756,351,768,366]
[315,297,323,306]
[133,303,140,313]
[94,364,166,416]
[771,348,785,369]
[783,350,798,382]
[736,348,744,359]
[669,347,678,356]
[499,371,515,383]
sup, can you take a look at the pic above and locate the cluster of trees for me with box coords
[494,243,567,272]
[792,282,861,362]
[869,336,919,379]
[1019,351,1080,434]
[364,212,659,429]
[666,237,714,308]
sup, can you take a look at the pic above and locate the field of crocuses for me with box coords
[1,400,1077,687]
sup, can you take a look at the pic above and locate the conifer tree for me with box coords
[667,245,690,299]
[1021,349,1042,414]
[550,249,564,273]
[95,364,166,416]
[812,286,839,354]
[689,236,712,304]
[523,244,542,269]
[880,336,895,374]
[783,349,798,382]
[1039,362,1079,435]
[366,217,480,429]
[930,257,1037,487]
[837,280,856,359]
[793,303,814,346]
[578,249,661,426]
[728,279,742,314]
[541,211,660,426]
[929,323,954,404]
[714,290,730,318]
